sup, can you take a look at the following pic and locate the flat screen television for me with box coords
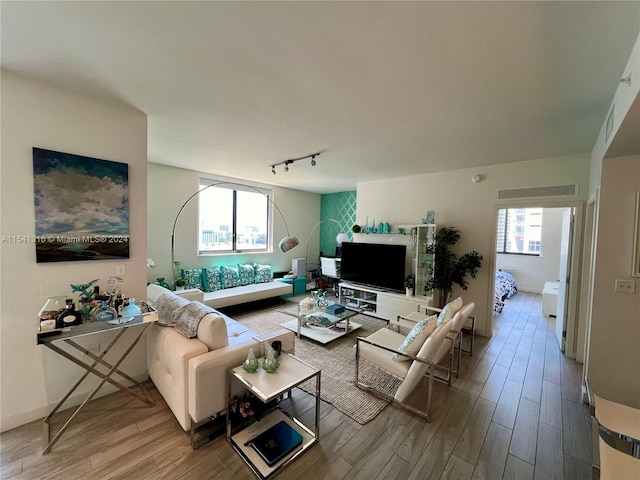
[340,242,407,292]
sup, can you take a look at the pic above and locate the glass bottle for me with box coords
[121,298,141,316]
[91,301,118,322]
[57,299,82,328]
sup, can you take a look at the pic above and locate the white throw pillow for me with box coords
[438,296,463,325]
[393,315,437,361]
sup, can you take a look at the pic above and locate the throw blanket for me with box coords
[154,293,217,338]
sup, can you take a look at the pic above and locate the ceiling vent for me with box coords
[498,184,577,200]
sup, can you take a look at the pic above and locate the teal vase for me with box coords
[121,298,141,316]
[156,277,170,289]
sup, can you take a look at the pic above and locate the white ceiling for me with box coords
[2,1,639,193]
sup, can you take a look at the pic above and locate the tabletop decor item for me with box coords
[263,347,280,373]
[242,348,259,373]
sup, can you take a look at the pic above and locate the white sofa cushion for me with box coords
[196,314,229,351]
[202,281,292,308]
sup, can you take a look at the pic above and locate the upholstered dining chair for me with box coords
[354,316,453,422]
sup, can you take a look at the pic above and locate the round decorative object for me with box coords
[263,348,280,373]
[351,224,361,233]
[242,348,259,373]
[121,298,141,316]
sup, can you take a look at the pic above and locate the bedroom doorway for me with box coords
[490,200,584,360]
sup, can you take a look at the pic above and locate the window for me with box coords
[198,180,270,254]
[496,207,542,255]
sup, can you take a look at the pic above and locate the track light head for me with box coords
[311,156,317,166]
[284,164,289,172]
[272,166,276,175]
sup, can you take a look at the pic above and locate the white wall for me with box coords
[588,155,640,408]
[496,207,567,293]
[356,154,591,336]
[0,72,148,431]
[147,163,320,283]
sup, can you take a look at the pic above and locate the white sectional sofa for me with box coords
[145,284,295,445]
[178,281,292,309]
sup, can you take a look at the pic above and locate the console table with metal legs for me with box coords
[37,314,157,454]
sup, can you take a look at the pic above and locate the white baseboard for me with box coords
[1,372,150,433]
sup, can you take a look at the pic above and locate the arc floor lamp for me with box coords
[305,218,350,266]
[171,182,299,285]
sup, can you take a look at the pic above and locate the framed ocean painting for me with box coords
[32,147,129,263]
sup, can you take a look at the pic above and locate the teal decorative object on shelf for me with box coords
[156,278,170,289]
[121,298,141,316]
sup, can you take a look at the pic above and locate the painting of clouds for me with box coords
[33,148,129,262]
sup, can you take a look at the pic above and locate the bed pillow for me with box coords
[237,264,255,286]
[254,264,273,283]
[393,315,437,361]
[438,296,463,325]
[202,267,223,292]
[220,265,239,289]
[181,268,204,290]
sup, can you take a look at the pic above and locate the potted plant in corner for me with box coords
[404,274,415,297]
[425,226,483,308]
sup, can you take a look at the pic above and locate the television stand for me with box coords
[338,282,432,322]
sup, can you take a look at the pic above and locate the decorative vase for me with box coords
[156,278,170,289]
[121,298,141,316]
[406,287,412,297]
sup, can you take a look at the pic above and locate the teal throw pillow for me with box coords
[181,268,204,290]
[202,267,223,292]
[220,265,239,289]
[254,264,273,283]
[237,264,255,286]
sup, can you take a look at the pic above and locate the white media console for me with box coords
[338,282,433,322]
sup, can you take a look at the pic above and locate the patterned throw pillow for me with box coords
[202,267,223,292]
[181,268,204,290]
[437,296,463,325]
[220,266,239,289]
[392,315,438,361]
[237,264,255,286]
[254,264,273,283]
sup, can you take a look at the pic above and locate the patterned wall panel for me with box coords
[319,191,356,257]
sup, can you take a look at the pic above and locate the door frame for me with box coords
[488,199,585,359]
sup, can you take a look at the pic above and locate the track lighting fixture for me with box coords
[268,151,321,174]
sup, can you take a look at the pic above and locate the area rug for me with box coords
[231,305,401,425]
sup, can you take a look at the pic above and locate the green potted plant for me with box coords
[425,226,483,308]
[175,278,187,291]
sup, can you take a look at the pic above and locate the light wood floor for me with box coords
[1,292,592,479]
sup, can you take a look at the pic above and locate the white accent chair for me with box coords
[392,302,475,385]
[354,317,453,422]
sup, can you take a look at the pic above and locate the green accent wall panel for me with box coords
[319,191,356,256]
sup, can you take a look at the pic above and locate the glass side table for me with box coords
[226,353,320,479]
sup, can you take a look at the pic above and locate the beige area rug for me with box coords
[231,305,401,425]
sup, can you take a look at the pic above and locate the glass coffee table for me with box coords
[277,303,361,344]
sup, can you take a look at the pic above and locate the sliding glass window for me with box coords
[496,207,542,255]
[198,179,270,254]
